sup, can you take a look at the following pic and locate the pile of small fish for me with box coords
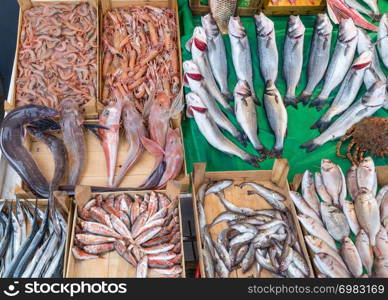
[291,158,388,277]
[197,180,311,278]
[16,3,97,109]
[0,200,67,278]
[73,192,183,278]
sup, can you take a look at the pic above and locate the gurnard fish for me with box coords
[377,14,388,69]
[98,98,123,187]
[201,14,233,102]
[112,102,147,187]
[186,26,232,112]
[301,81,386,152]
[310,18,358,110]
[254,13,278,85]
[209,0,238,34]
[283,15,305,108]
[183,60,244,145]
[186,92,261,167]
[0,105,58,198]
[298,14,333,105]
[234,80,268,156]
[326,0,378,32]
[228,17,257,102]
[60,98,86,186]
[311,50,372,132]
[263,81,288,158]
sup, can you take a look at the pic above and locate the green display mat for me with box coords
[179,0,388,180]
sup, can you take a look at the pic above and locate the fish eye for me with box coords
[103,110,110,116]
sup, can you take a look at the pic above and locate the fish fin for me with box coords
[300,140,319,152]
[86,127,101,140]
[185,38,193,52]
[140,136,165,157]
[284,94,297,108]
[142,85,156,119]
[139,161,166,189]
[255,146,270,158]
[30,118,61,131]
[327,2,340,24]
[270,148,283,158]
[297,91,312,105]
[309,96,327,111]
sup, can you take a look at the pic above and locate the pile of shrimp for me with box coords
[101,6,180,111]
[15,3,97,109]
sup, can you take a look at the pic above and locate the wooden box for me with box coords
[192,159,315,278]
[262,0,326,16]
[65,182,186,277]
[189,0,261,16]
[5,0,99,119]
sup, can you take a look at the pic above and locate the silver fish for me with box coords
[202,242,215,278]
[289,191,322,225]
[206,180,233,195]
[285,262,306,278]
[311,50,372,132]
[301,170,321,216]
[344,0,375,19]
[136,255,148,278]
[214,230,232,270]
[357,157,377,197]
[315,253,352,278]
[355,229,373,275]
[314,172,333,204]
[254,13,278,84]
[310,18,358,110]
[341,237,363,277]
[234,80,268,156]
[216,192,257,216]
[320,202,350,242]
[342,200,361,235]
[15,200,26,244]
[210,211,244,226]
[299,14,332,105]
[201,14,232,101]
[187,26,232,113]
[186,92,260,167]
[301,81,386,151]
[283,15,305,108]
[346,165,359,201]
[354,188,380,246]
[377,14,388,69]
[241,243,255,273]
[263,81,288,157]
[213,248,229,278]
[361,0,380,18]
[11,212,21,258]
[228,17,257,102]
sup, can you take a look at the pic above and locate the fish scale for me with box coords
[209,0,238,34]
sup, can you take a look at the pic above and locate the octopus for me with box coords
[336,117,388,164]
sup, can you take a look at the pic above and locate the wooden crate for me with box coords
[262,0,326,16]
[5,0,99,119]
[192,159,315,278]
[189,0,261,16]
[65,181,186,277]
[0,194,74,277]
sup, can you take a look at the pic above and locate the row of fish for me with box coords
[0,200,67,278]
[291,158,388,277]
[196,180,311,278]
[16,2,97,109]
[72,192,183,278]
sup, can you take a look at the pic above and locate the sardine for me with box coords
[341,237,363,277]
[228,17,257,102]
[311,50,372,132]
[263,81,288,157]
[355,229,373,275]
[310,18,358,110]
[289,191,322,225]
[301,82,386,151]
[314,172,332,204]
[320,202,350,242]
[357,157,377,197]
[206,180,233,195]
[283,15,305,107]
[377,14,388,69]
[254,13,278,84]
[342,200,361,235]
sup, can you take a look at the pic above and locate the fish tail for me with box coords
[310,118,330,133]
[244,154,262,168]
[309,96,327,111]
[300,140,319,152]
[284,94,298,109]
[255,146,270,158]
[270,147,283,158]
[297,91,312,105]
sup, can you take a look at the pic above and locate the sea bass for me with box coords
[301,81,386,152]
[254,13,278,84]
[283,15,305,108]
[298,14,332,105]
[310,18,358,111]
[377,14,388,68]
[228,17,257,102]
[201,14,232,101]
[209,0,238,34]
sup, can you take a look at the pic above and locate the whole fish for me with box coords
[374,227,388,259]
[43,230,66,278]
[314,172,333,204]
[71,246,98,260]
[214,230,232,271]
[355,188,380,246]
[254,13,278,84]
[377,14,388,69]
[201,14,232,101]
[311,50,372,132]
[79,220,122,239]
[76,234,116,245]
[301,81,386,151]
[187,26,232,112]
[340,237,363,277]
[355,229,373,275]
[60,98,86,186]
[263,81,288,158]
[206,180,233,195]
[305,235,345,267]
[299,14,332,105]
[310,18,358,110]
[361,0,380,18]
[213,248,229,278]
[320,202,350,242]
[0,105,58,197]
[320,159,346,207]
[283,15,305,108]
[155,128,183,189]
[31,232,59,277]
[184,61,244,145]
[326,0,378,32]
[342,200,361,235]
[186,92,261,167]
[216,192,256,216]
[112,101,147,187]
[347,165,359,201]
[315,253,352,278]
[228,17,257,102]
[234,80,268,156]
[301,170,321,216]
[289,191,322,225]
[11,213,21,258]
[203,243,215,278]
[241,243,255,273]
[357,157,377,197]
[209,0,237,34]
[82,243,114,255]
